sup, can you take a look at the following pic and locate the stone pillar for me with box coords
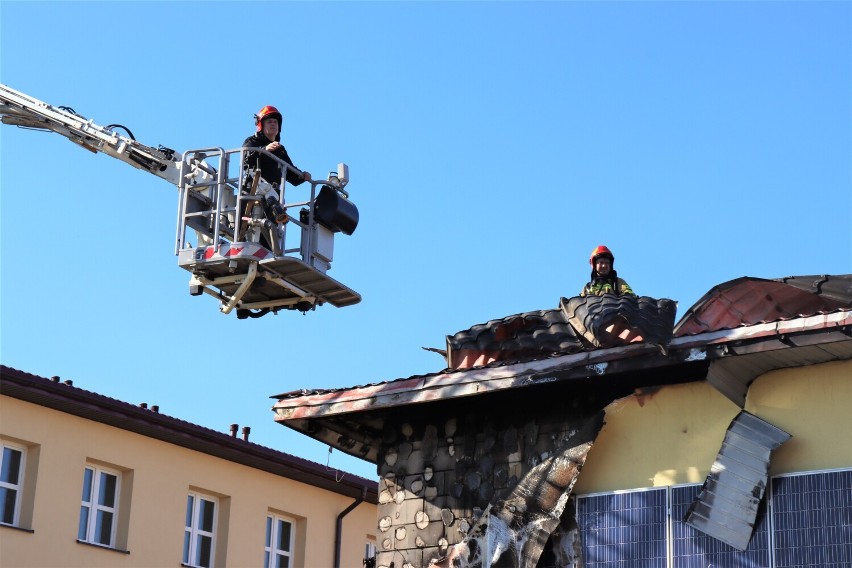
[375,408,604,568]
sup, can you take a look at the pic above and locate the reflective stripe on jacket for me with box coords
[581,278,635,297]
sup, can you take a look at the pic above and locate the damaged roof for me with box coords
[446,308,583,368]
[444,275,850,370]
[445,295,677,369]
[271,275,852,462]
[674,274,852,336]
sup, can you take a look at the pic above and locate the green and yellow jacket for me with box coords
[581,276,635,297]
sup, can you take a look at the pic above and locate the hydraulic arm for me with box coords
[0,83,212,187]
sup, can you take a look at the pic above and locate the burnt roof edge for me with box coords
[0,366,377,503]
[273,311,852,421]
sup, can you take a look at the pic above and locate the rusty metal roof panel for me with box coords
[675,275,852,337]
[684,411,791,551]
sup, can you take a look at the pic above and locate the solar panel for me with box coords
[771,470,852,568]
[576,489,667,567]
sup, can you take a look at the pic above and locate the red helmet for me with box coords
[254,105,282,131]
[589,245,614,266]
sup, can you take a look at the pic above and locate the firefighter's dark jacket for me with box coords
[242,132,306,187]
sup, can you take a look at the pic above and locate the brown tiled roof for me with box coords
[445,309,584,369]
[447,276,852,364]
[0,365,377,502]
[445,296,677,369]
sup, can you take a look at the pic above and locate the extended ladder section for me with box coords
[175,148,361,318]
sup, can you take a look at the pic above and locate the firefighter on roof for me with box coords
[581,245,636,297]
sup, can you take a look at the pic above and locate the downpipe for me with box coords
[335,487,367,568]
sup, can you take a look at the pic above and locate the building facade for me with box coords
[0,367,378,568]
[570,360,851,568]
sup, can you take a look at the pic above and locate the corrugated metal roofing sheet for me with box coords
[684,411,791,550]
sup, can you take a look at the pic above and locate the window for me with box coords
[78,465,119,547]
[0,443,25,526]
[364,540,377,567]
[184,492,217,568]
[264,513,294,568]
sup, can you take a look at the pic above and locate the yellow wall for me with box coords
[0,397,376,568]
[745,359,852,475]
[573,359,852,495]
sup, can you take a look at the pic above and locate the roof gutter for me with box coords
[335,486,367,568]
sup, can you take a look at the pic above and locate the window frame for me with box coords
[0,442,26,527]
[77,464,121,548]
[264,512,295,568]
[184,491,218,568]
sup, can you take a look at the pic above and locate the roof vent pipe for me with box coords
[51,376,60,382]
[140,403,148,409]
[63,380,73,386]
[230,424,239,437]
[151,405,159,413]
[242,426,251,442]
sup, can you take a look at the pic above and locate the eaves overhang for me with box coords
[273,342,684,422]
[272,311,852,462]
[0,366,378,502]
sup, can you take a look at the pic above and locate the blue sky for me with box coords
[1,1,850,481]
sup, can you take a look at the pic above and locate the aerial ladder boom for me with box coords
[0,84,198,186]
[0,84,361,318]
